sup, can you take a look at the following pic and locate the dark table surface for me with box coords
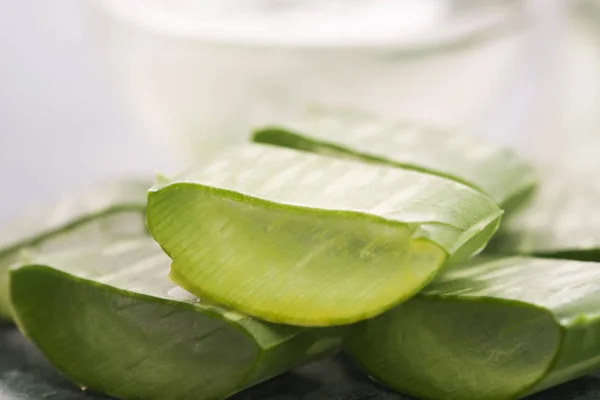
[2,324,600,400]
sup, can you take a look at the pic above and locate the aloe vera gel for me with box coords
[147,145,502,326]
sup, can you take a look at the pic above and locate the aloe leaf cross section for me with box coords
[346,256,600,400]
[10,238,342,400]
[147,144,502,326]
[0,179,150,320]
[252,109,537,214]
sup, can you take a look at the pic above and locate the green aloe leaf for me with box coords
[252,109,537,214]
[10,238,342,400]
[493,165,600,261]
[147,144,502,326]
[0,179,150,320]
[346,256,600,400]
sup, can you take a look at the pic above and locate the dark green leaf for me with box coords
[347,256,600,400]
[10,238,341,400]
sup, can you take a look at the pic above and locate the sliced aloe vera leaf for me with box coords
[346,256,600,400]
[147,144,502,326]
[493,164,600,260]
[252,109,537,214]
[10,238,342,400]
[0,179,149,320]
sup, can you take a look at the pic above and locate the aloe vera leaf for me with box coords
[10,238,342,400]
[492,165,600,260]
[346,256,600,400]
[252,109,537,214]
[0,179,150,320]
[147,144,502,326]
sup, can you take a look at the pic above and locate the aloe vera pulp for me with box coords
[10,239,342,400]
[147,144,502,326]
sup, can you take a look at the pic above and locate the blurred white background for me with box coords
[0,1,171,224]
[1,0,598,224]
[92,0,545,157]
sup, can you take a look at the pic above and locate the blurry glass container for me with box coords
[90,0,532,161]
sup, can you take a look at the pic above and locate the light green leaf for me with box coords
[0,179,149,319]
[493,164,600,260]
[147,144,502,326]
[252,109,536,214]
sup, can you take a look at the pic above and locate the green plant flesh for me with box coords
[146,144,502,326]
[346,256,600,400]
[251,109,536,214]
[0,180,150,320]
[10,238,341,400]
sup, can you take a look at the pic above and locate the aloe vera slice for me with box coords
[147,144,502,326]
[346,256,600,400]
[493,165,600,261]
[0,179,149,320]
[252,109,536,214]
[10,238,341,400]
